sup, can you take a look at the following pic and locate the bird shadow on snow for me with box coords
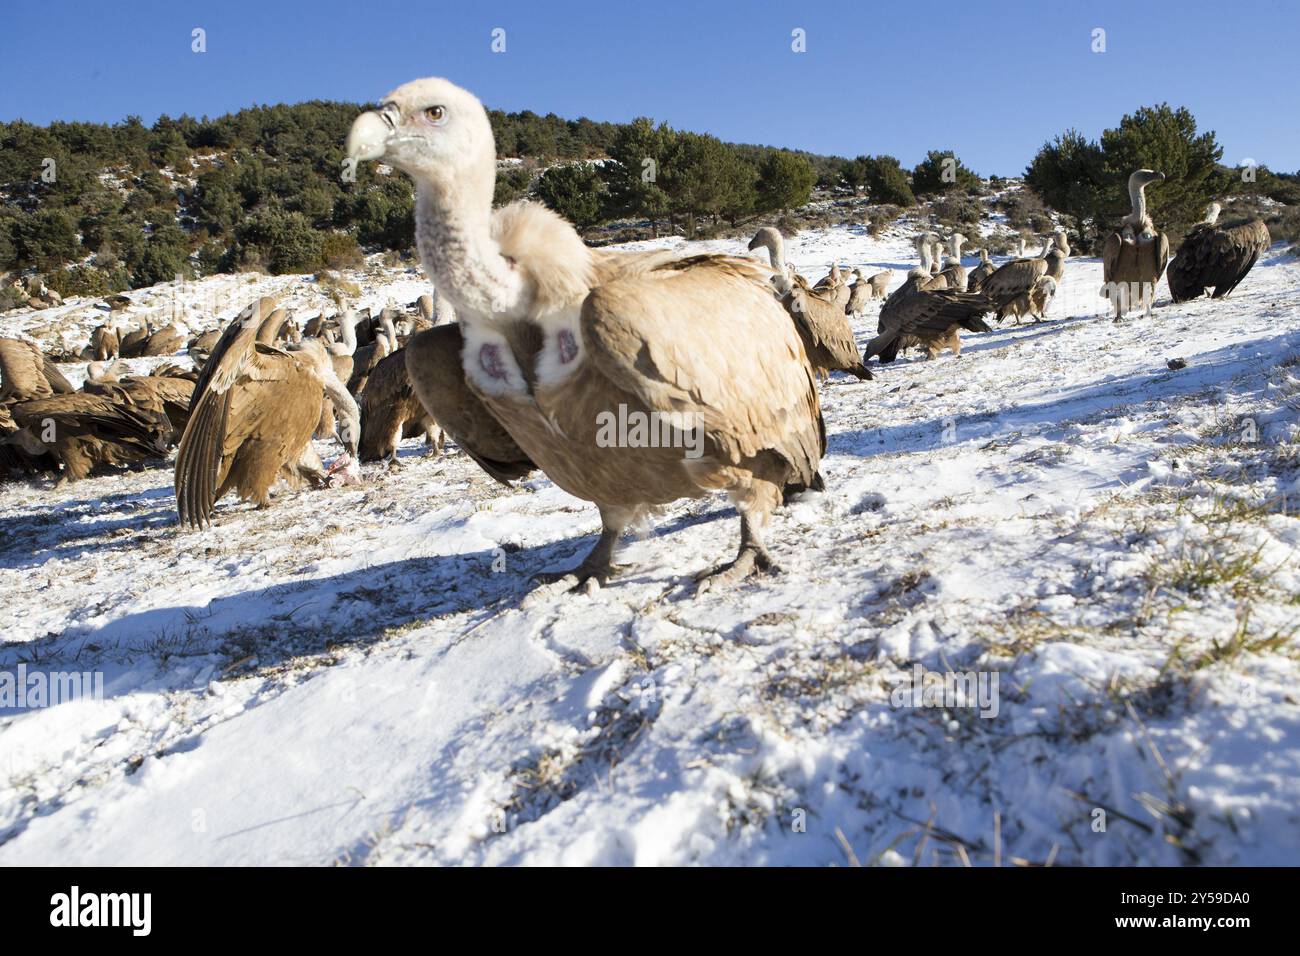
[0,502,176,571]
[3,502,735,692]
[832,324,1300,460]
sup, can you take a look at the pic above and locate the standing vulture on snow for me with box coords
[1167,203,1271,303]
[844,270,873,317]
[939,233,969,291]
[867,240,993,363]
[358,346,443,464]
[967,248,995,291]
[979,231,1068,323]
[347,78,826,591]
[174,298,360,528]
[0,338,74,402]
[748,228,872,381]
[90,322,121,361]
[1102,169,1169,318]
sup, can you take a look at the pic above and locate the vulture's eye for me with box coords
[424,106,446,124]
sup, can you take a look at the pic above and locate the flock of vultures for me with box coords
[0,77,1275,592]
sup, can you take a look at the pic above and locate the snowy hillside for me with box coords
[2,221,1299,866]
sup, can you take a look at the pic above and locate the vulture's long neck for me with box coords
[1129,178,1149,225]
[339,311,357,355]
[414,182,524,323]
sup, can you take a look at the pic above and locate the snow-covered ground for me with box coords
[3,221,1299,866]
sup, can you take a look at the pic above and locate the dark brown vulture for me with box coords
[1168,203,1271,303]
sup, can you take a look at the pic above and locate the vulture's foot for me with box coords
[528,522,627,595]
[531,559,629,592]
[695,544,781,594]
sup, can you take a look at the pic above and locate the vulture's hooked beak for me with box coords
[346,107,396,162]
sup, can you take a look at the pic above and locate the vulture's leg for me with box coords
[294,444,328,489]
[697,481,783,593]
[532,504,635,589]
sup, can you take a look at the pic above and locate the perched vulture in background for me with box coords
[174,299,359,528]
[938,234,969,292]
[1167,203,1271,303]
[1101,169,1169,318]
[118,323,151,358]
[141,322,189,357]
[90,323,121,360]
[348,78,825,590]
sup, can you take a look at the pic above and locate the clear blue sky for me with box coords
[1,0,1295,175]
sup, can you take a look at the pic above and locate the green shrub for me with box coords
[319,232,364,270]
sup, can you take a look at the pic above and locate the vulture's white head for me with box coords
[1129,169,1166,190]
[346,77,497,212]
[1204,202,1222,225]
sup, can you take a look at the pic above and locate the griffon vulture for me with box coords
[348,78,825,590]
[967,248,995,291]
[358,346,442,464]
[749,228,872,381]
[90,322,121,361]
[141,321,189,357]
[979,231,1068,323]
[868,275,992,363]
[1101,169,1169,318]
[174,299,360,528]
[845,270,873,317]
[6,393,172,482]
[939,233,969,291]
[1167,203,1271,303]
[0,338,75,402]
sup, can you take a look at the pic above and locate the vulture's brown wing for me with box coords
[1101,232,1123,286]
[582,254,825,486]
[980,258,1047,308]
[14,394,171,458]
[42,356,75,394]
[1171,220,1269,301]
[788,285,867,371]
[404,325,535,484]
[175,301,268,528]
[865,289,993,362]
[0,339,52,401]
[187,299,274,416]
